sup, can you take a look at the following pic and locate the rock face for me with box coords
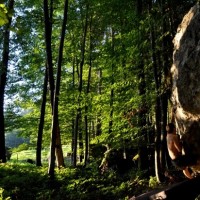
[171,3,200,169]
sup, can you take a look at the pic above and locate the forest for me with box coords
[0,0,199,199]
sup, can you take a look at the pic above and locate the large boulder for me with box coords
[171,3,200,170]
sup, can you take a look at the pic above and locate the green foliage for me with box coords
[0,162,155,200]
[0,4,9,26]
[0,187,11,200]
[149,176,159,188]
[12,143,29,153]
[1,1,197,197]
[4,0,192,155]
[0,163,49,200]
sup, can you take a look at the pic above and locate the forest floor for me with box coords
[0,160,167,200]
[1,149,198,200]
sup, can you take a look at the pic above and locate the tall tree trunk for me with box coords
[84,65,91,165]
[135,0,149,172]
[148,0,164,182]
[160,92,168,170]
[79,117,84,163]
[108,87,114,136]
[43,0,65,177]
[84,25,92,165]
[0,0,14,163]
[108,29,115,137]
[71,57,76,165]
[149,0,171,182]
[43,0,56,174]
[96,69,102,136]
[36,67,48,166]
[73,109,79,167]
[54,0,69,168]
[43,0,54,106]
[159,0,173,174]
[137,65,148,171]
[72,4,88,167]
[48,0,68,178]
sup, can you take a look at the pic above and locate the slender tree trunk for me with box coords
[135,0,149,172]
[48,0,68,178]
[84,37,92,165]
[43,0,54,106]
[43,0,56,177]
[0,0,14,163]
[137,66,148,171]
[160,0,174,172]
[43,0,65,177]
[149,0,169,182]
[71,119,74,165]
[108,87,114,135]
[84,65,91,165]
[79,117,84,163]
[72,4,88,167]
[36,67,48,166]
[73,109,79,167]
[84,111,89,166]
[148,0,163,182]
[84,16,93,166]
[54,0,69,168]
[160,92,168,169]
[71,57,75,165]
[108,29,115,136]
[96,69,102,136]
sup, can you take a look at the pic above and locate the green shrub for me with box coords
[149,176,159,188]
[0,162,152,200]
[0,187,11,200]
[12,143,29,153]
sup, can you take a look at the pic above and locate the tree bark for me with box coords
[71,57,76,165]
[43,0,66,177]
[43,0,54,106]
[72,3,88,167]
[137,65,148,171]
[96,69,102,136]
[0,0,14,163]
[36,67,48,166]
[84,22,92,165]
[48,0,68,178]
[148,0,164,182]
[43,0,56,177]
[160,0,173,173]
[108,29,115,136]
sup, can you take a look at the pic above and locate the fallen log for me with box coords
[130,176,200,200]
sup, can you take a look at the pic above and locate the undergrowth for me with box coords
[0,162,156,200]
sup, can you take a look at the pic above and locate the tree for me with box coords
[72,1,89,167]
[36,68,48,166]
[0,0,14,163]
[48,0,69,178]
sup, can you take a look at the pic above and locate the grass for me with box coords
[1,148,165,200]
[0,160,152,200]
[10,145,71,164]
[11,150,37,161]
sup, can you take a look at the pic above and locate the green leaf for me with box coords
[0,4,8,26]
